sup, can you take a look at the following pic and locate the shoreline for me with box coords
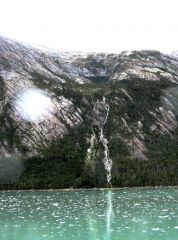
[1,185,178,192]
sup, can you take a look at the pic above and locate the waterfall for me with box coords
[85,129,96,166]
[99,97,113,185]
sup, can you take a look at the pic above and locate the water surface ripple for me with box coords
[0,188,178,240]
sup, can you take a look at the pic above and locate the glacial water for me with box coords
[0,188,178,240]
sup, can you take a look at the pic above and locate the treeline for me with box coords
[1,77,178,190]
[1,127,178,190]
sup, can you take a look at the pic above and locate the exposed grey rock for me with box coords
[1,36,178,184]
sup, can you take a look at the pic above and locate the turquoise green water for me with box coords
[0,188,178,240]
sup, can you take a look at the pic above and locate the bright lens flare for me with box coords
[15,89,54,122]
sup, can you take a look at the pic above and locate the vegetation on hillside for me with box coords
[1,75,178,190]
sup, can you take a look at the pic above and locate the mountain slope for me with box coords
[0,36,178,189]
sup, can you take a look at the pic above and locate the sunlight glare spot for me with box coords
[15,89,54,122]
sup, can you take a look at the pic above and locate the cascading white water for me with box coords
[99,97,113,185]
[85,130,96,165]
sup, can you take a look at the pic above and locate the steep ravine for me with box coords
[98,97,112,185]
[0,36,178,189]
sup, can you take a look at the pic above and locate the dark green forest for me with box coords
[0,76,178,190]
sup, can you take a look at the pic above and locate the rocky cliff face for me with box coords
[0,36,178,188]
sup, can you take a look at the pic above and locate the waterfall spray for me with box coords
[99,97,112,185]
